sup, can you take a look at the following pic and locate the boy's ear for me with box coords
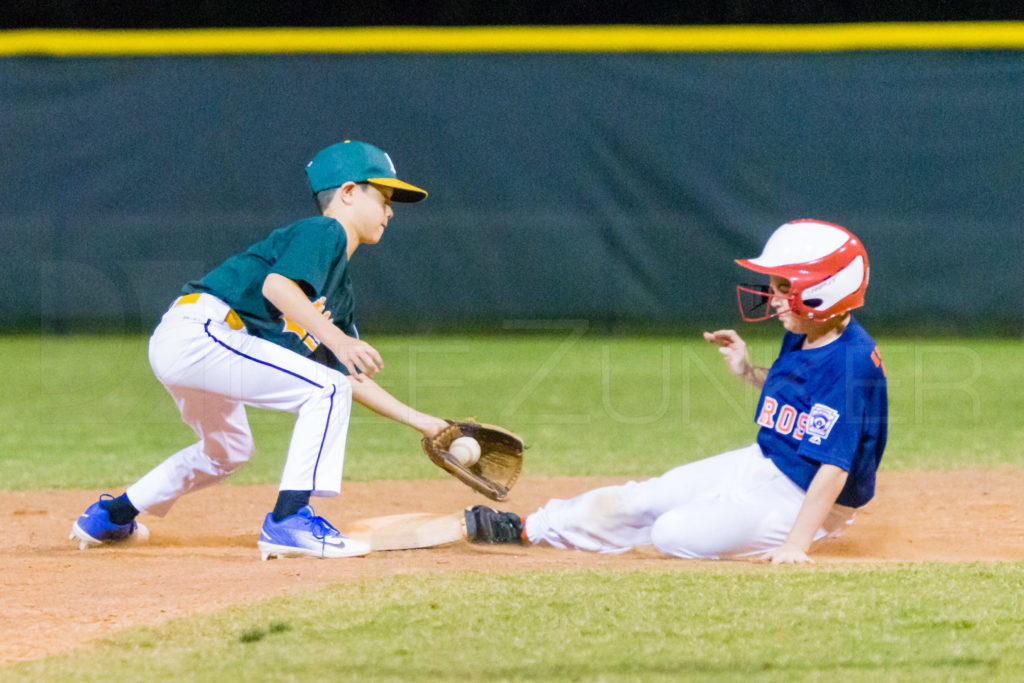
[337,181,360,204]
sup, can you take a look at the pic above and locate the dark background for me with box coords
[4,1,1024,29]
[3,9,1022,336]
[4,47,1022,335]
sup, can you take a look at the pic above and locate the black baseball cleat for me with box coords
[464,505,524,544]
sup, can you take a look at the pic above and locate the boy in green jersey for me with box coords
[72,141,449,559]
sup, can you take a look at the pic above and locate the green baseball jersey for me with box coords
[183,216,357,370]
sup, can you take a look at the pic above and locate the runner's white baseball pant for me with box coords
[524,443,854,558]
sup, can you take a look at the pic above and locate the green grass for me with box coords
[5,333,1024,681]
[1,334,1022,489]
[6,565,1024,682]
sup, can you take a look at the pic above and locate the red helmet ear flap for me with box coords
[797,253,868,320]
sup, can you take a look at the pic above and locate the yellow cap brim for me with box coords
[366,177,429,203]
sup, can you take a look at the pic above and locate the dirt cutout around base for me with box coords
[4,470,1024,664]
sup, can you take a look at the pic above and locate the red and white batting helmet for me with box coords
[735,219,869,322]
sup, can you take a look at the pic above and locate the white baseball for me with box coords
[449,436,481,467]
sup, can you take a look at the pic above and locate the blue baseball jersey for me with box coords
[755,317,887,507]
[183,216,358,372]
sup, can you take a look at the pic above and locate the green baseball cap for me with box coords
[305,140,428,203]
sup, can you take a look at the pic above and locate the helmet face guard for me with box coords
[735,282,798,322]
[735,220,869,323]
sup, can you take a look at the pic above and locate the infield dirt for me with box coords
[4,470,1024,663]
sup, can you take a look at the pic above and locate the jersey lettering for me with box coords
[758,396,819,442]
[776,405,797,435]
[793,412,808,440]
[281,296,333,352]
[871,346,887,377]
[756,397,778,428]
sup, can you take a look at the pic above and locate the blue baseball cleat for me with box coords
[70,494,149,550]
[258,505,370,560]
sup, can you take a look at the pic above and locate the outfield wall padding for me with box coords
[2,49,1022,333]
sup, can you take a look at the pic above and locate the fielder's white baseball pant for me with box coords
[126,293,352,516]
[523,443,854,559]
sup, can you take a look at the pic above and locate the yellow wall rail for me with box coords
[3,23,1024,56]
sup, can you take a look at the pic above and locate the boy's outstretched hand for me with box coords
[703,330,750,377]
[327,335,382,381]
[703,329,767,389]
[758,545,813,565]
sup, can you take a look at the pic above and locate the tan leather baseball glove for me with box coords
[421,420,524,501]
